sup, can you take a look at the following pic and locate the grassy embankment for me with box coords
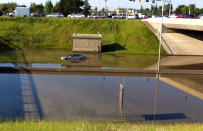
[0,121,202,131]
[0,17,165,55]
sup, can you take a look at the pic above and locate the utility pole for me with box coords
[189,0,191,15]
[97,0,99,15]
[126,0,129,19]
[105,0,107,16]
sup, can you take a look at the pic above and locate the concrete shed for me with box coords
[72,33,102,53]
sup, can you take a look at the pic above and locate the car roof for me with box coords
[70,53,81,55]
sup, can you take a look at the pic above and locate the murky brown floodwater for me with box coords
[0,49,159,69]
[1,49,203,70]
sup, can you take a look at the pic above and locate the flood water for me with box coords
[0,49,159,69]
[0,49,203,122]
[0,73,203,122]
[1,49,203,70]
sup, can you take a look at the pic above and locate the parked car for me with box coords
[143,16,151,19]
[112,14,125,19]
[135,14,140,19]
[0,11,3,16]
[106,14,116,18]
[183,14,191,18]
[198,14,203,19]
[138,13,145,19]
[31,13,45,17]
[68,14,85,18]
[47,13,64,18]
[127,15,136,19]
[87,15,106,19]
[67,13,75,18]
[61,54,86,61]
[169,14,177,18]
[177,14,192,18]
[177,14,184,18]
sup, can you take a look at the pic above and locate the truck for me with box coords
[138,13,145,19]
[8,7,30,17]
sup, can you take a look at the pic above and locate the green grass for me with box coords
[0,17,165,55]
[0,121,202,131]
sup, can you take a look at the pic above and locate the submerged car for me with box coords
[61,54,86,61]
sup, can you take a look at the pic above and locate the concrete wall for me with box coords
[72,34,102,53]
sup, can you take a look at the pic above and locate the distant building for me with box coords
[114,8,138,15]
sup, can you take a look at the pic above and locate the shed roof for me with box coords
[72,33,102,39]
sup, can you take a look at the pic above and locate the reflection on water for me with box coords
[0,73,202,122]
[0,49,203,122]
[1,49,203,70]
[0,49,158,69]
[160,74,203,100]
[160,56,203,70]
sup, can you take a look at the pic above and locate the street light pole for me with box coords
[145,0,169,72]
[157,0,165,72]
[169,0,172,16]
[154,0,166,119]
[126,0,129,19]
[105,0,107,16]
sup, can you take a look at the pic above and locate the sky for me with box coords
[0,0,202,10]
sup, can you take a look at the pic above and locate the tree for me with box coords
[30,3,44,13]
[188,4,195,14]
[53,2,60,13]
[153,5,162,16]
[45,0,53,15]
[164,3,173,15]
[175,5,188,14]
[101,8,105,15]
[82,0,91,17]
[140,5,144,14]
[93,7,97,15]
[196,8,203,14]
[181,6,188,14]
[19,5,26,7]
[0,2,18,14]
[59,0,84,16]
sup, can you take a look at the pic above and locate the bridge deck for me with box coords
[143,18,203,31]
[143,18,203,55]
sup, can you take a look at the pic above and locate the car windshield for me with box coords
[69,54,80,57]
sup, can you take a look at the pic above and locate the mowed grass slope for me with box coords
[0,121,202,131]
[0,17,163,54]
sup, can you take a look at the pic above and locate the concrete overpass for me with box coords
[142,18,203,55]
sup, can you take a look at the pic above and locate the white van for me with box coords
[8,7,30,17]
